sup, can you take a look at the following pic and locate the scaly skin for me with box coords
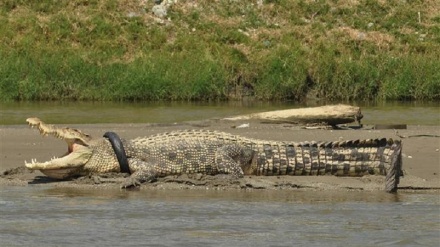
[24,118,403,192]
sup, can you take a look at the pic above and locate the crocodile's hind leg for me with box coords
[214,145,247,178]
[121,159,158,189]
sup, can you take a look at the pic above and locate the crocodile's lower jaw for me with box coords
[39,168,82,179]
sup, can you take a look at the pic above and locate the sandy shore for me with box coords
[1,120,439,192]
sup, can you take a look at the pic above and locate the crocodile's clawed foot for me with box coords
[92,175,102,184]
[120,177,142,190]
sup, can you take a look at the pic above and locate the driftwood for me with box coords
[223,104,363,126]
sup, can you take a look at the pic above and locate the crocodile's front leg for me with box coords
[121,159,158,189]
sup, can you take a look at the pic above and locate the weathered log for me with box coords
[223,104,363,126]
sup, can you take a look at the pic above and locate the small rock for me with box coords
[152,5,167,18]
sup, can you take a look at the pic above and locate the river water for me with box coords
[0,101,439,246]
[1,187,439,247]
[0,101,439,125]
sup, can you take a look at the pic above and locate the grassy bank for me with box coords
[0,0,439,101]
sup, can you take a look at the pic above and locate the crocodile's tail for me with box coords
[385,140,403,193]
[320,138,403,192]
[251,138,404,192]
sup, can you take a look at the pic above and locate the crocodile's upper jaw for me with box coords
[24,118,94,179]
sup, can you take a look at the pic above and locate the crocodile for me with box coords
[24,118,403,192]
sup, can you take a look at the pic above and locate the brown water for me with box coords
[0,101,439,125]
[0,187,439,246]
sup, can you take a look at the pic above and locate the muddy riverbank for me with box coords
[1,120,439,192]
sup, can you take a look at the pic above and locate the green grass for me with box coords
[0,0,439,101]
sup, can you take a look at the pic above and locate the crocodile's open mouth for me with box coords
[25,144,89,179]
[24,118,93,179]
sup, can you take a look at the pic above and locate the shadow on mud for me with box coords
[28,176,68,184]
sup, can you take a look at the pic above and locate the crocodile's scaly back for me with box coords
[132,130,258,146]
